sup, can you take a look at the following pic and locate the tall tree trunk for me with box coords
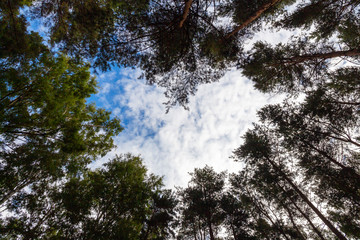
[288,195,326,240]
[300,138,360,179]
[224,0,283,39]
[207,214,215,240]
[179,0,193,28]
[264,177,319,240]
[267,206,293,240]
[303,126,360,148]
[247,203,272,240]
[266,157,347,240]
[275,182,323,240]
[282,49,360,65]
[301,138,349,170]
[329,101,360,106]
[198,218,202,240]
[282,203,307,240]
[258,202,291,240]
[231,223,237,240]
[245,187,291,240]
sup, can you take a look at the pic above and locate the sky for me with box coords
[89,66,286,188]
[27,9,297,189]
[84,23,299,188]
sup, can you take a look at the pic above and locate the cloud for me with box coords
[90,67,284,189]
[89,27,298,189]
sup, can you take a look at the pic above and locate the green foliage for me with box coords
[0,50,123,206]
[4,0,358,108]
[233,63,360,239]
[1,0,360,239]
[0,0,45,62]
[220,0,295,28]
[177,166,227,240]
[1,154,176,240]
[277,0,360,39]
[240,0,360,95]
[0,0,123,216]
[24,0,298,108]
[30,0,149,70]
[200,30,241,67]
[241,39,336,93]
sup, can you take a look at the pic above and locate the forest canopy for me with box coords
[1,0,359,239]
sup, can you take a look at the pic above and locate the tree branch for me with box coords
[179,0,193,28]
[224,0,282,39]
[282,48,360,65]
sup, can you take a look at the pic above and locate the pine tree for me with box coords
[1,155,176,240]
[235,126,348,239]
[27,0,297,108]
[177,166,226,240]
[0,2,122,209]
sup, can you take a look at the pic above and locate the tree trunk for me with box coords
[194,226,198,240]
[245,187,291,240]
[258,201,291,240]
[275,184,319,240]
[179,0,193,28]
[288,195,326,240]
[277,181,326,240]
[303,127,360,148]
[198,218,202,240]
[283,203,307,240]
[266,157,347,240]
[207,215,215,240]
[224,0,283,39]
[247,203,272,240]
[282,49,360,64]
[300,138,360,179]
[231,223,237,240]
[301,138,349,170]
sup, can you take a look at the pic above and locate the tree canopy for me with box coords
[1,0,360,239]
[23,0,300,108]
[1,154,177,240]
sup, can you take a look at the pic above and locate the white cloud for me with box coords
[89,26,299,189]
[91,68,284,189]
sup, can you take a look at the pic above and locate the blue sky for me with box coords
[83,26,298,188]
[27,13,294,188]
[88,66,285,188]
